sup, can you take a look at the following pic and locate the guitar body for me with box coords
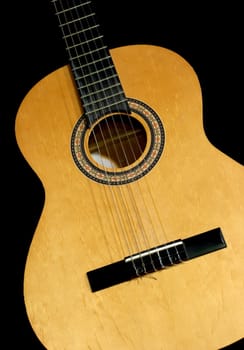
[15,45,244,350]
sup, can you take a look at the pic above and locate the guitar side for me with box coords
[15,44,244,350]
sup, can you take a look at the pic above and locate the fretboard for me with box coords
[51,0,131,126]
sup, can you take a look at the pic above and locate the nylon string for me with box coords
[53,0,169,273]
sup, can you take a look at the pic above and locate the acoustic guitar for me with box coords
[15,0,244,349]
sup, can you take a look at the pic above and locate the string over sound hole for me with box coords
[88,114,147,169]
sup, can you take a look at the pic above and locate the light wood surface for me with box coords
[15,44,244,350]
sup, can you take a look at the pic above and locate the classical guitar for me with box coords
[15,0,244,349]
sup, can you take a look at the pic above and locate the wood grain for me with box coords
[15,44,244,350]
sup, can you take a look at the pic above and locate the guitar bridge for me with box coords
[124,240,188,276]
[87,227,226,292]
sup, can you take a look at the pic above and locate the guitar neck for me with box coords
[51,0,130,125]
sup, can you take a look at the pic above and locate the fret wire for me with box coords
[65,35,104,51]
[81,83,121,98]
[66,35,103,53]
[78,74,120,90]
[62,24,100,39]
[55,1,91,15]
[70,56,111,69]
[85,99,129,115]
[58,13,96,27]
[83,91,125,107]
[71,46,108,58]
[76,73,119,86]
[70,47,107,61]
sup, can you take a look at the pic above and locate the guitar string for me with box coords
[80,1,170,254]
[54,0,125,260]
[71,0,167,268]
[79,0,162,265]
[54,0,164,266]
[53,0,136,260]
[60,0,142,260]
[54,0,169,273]
[73,0,145,261]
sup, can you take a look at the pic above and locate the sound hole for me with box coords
[88,114,147,169]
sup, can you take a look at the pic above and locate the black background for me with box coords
[1,1,243,349]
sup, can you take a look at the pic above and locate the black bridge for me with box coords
[87,227,226,292]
